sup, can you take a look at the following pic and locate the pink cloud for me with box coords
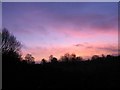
[51,26,118,40]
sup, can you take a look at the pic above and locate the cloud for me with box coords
[97,46,118,53]
[74,44,84,47]
[42,3,118,35]
[86,46,93,49]
[3,2,118,40]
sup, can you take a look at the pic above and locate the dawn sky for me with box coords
[3,2,118,61]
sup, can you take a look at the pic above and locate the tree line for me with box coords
[2,28,120,89]
[1,28,119,65]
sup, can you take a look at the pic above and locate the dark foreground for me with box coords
[3,56,120,89]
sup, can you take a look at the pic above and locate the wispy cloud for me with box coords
[74,44,84,47]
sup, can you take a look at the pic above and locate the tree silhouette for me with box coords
[60,53,83,62]
[2,28,21,54]
[49,55,53,60]
[41,58,47,64]
[70,53,76,61]
[91,55,100,60]
[49,55,58,63]
[2,28,22,64]
[60,53,70,62]
[76,56,83,61]
[51,57,58,63]
[25,54,35,64]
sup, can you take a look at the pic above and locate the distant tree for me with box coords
[49,55,58,63]
[70,53,76,61]
[76,56,83,61]
[41,58,47,64]
[51,57,58,63]
[21,60,27,64]
[64,53,70,59]
[60,53,70,62]
[25,54,35,64]
[60,53,81,62]
[91,55,100,60]
[106,55,112,58]
[100,54,106,60]
[49,55,53,61]
[101,54,105,58]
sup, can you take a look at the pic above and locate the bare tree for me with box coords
[2,28,21,53]
[2,28,22,64]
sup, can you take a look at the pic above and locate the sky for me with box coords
[2,2,118,61]
[2,0,119,2]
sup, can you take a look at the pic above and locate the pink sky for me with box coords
[3,2,118,61]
